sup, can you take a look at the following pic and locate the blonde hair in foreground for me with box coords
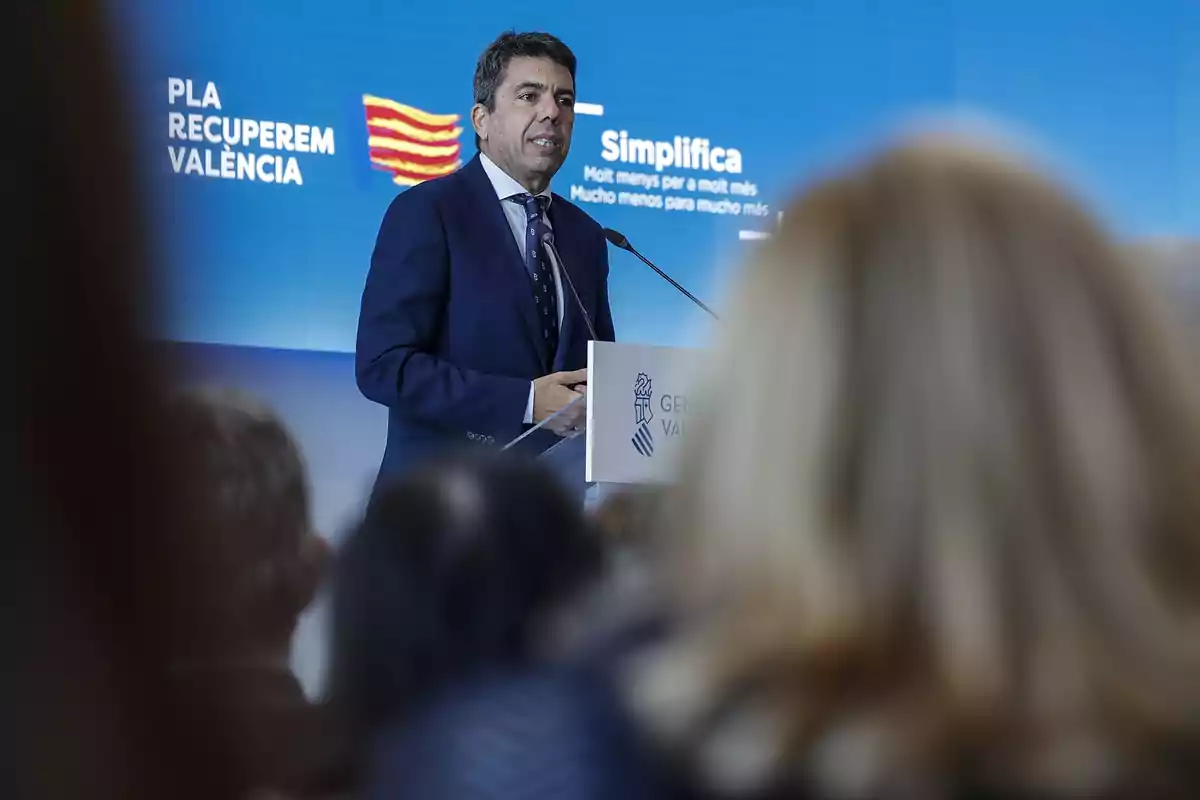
[633,136,1200,799]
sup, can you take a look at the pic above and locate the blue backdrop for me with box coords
[110,0,1198,693]
[117,0,1198,353]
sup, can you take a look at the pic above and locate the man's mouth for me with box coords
[529,135,562,151]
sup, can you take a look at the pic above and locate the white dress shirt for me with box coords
[478,153,566,424]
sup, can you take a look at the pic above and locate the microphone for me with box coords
[541,230,598,340]
[603,228,719,320]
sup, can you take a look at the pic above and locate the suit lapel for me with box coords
[548,199,588,371]
[457,156,545,362]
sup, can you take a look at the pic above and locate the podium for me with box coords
[505,341,700,504]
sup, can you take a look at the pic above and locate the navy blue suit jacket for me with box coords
[356,155,616,480]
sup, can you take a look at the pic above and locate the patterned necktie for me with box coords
[509,193,558,363]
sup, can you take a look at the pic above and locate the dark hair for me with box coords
[472,30,577,148]
[171,387,326,650]
[328,452,601,742]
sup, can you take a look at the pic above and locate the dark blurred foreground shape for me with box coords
[328,456,675,800]
[9,4,273,799]
[327,453,604,752]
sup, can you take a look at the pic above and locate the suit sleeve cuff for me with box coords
[524,382,535,425]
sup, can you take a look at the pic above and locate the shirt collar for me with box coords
[479,152,553,208]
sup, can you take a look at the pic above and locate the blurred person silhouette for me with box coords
[326,453,660,799]
[167,387,347,798]
[623,134,1200,799]
[8,3,279,800]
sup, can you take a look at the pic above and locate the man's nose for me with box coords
[538,96,560,122]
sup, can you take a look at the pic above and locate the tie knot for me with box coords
[511,193,548,219]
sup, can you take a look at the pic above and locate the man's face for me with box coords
[473,56,575,192]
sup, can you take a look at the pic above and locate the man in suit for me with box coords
[356,31,615,481]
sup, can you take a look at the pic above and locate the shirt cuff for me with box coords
[524,381,535,425]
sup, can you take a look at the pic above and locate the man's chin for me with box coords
[526,153,567,176]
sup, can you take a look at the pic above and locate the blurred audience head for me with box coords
[328,453,602,742]
[635,133,1200,798]
[170,387,330,661]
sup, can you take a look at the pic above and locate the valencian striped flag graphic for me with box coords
[363,94,463,186]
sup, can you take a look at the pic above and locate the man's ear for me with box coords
[471,104,488,143]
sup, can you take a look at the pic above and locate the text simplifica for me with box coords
[165,78,336,186]
[601,130,743,173]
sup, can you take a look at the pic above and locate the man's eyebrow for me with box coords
[512,81,574,96]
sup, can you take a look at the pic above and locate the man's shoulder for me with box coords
[382,165,469,213]
[551,191,605,239]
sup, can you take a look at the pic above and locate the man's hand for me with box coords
[533,369,587,436]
